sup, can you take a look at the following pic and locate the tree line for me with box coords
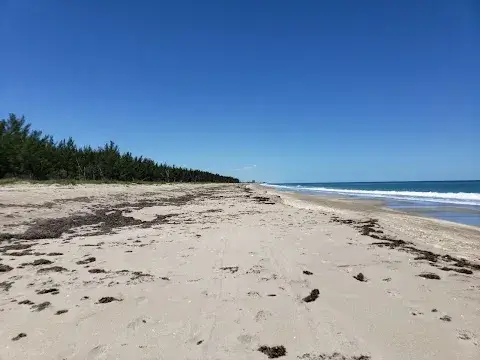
[0,114,239,183]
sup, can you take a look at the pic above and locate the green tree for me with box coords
[0,114,239,184]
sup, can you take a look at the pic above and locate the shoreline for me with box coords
[260,184,480,224]
[258,184,480,262]
[1,183,479,359]
[259,184,480,227]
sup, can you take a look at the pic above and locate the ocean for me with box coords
[263,180,480,226]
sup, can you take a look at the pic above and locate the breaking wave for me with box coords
[262,184,480,206]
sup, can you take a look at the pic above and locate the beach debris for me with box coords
[382,277,391,282]
[458,331,471,340]
[303,289,320,303]
[81,296,89,300]
[0,281,13,292]
[12,333,27,341]
[19,299,34,305]
[8,250,32,256]
[37,266,68,274]
[252,196,276,205]
[260,273,278,281]
[418,272,441,280]
[453,268,473,274]
[444,256,476,268]
[197,340,204,345]
[55,309,68,315]
[258,345,287,358]
[330,216,480,274]
[220,266,238,273]
[303,270,313,275]
[88,268,106,273]
[414,253,438,262]
[36,288,59,295]
[439,266,473,275]
[0,243,33,252]
[431,308,438,312]
[0,207,156,241]
[76,257,96,265]
[22,259,53,266]
[97,296,122,304]
[353,273,367,282]
[131,271,153,279]
[32,301,51,312]
[440,315,452,322]
[0,264,13,272]
[267,294,277,297]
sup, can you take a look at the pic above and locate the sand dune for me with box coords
[0,183,479,359]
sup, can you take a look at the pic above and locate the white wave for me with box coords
[262,184,480,206]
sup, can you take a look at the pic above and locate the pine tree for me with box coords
[0,114,239,183]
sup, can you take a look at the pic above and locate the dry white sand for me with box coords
[0,183,479,360]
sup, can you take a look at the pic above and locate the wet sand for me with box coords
[0,183,479,359]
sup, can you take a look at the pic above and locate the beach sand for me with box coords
[0,183,479,360]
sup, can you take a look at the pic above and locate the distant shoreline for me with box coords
[260,181,480,227]
[254,184,480,233]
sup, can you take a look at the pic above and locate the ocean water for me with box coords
[263,181,480,226]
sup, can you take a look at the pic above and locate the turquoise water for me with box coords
[264,181,480,226]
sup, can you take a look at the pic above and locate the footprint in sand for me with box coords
[288,279,309,288]
[255,310,272,322]
[238,334,259,345]
[86,344,109,360]
[386,289,401,298]
[260,273,278,281]
[135,296,148,305]
[127,317,148,331]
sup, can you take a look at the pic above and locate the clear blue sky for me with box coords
[1,0,478,182]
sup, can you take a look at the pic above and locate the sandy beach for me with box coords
[1,183,479,360]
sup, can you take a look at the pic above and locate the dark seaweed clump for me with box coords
[97,297,122,304]
[258,345,287,358]
[353,273,367,282]
[330,216,480,273]
[220,266,239,273]
[418,272,441,280]
[303,289,320,303]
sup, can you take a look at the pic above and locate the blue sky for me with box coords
[1,0,478,182]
